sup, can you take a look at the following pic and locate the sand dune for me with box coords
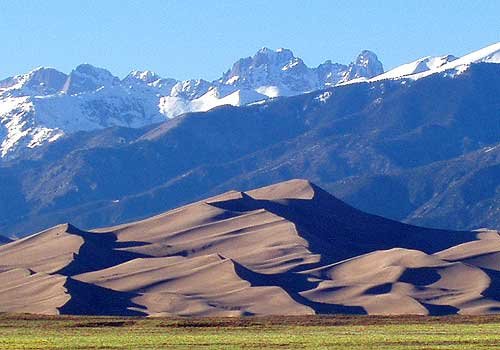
[0,268,68,315]
[0,179,498,316]
[0,224,84,274]
[76,255,312,316]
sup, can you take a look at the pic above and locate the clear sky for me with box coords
[1,0,499,80]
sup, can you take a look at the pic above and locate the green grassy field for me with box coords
[0,314,499,349]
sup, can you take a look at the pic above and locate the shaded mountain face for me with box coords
[0,62,498,237]
[0,180,498,316]
[0,48,382,159]
[329,144,500,230]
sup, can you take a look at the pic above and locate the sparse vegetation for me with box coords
[0,314,498,349]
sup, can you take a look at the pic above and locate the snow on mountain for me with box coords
[371,55,457,81]
[0,96,63,157]
[409,41,500,78]
[219,47,383,95]
[62,64,121,95]
[341,50,384,81]
[365,42,500,83]
[0,65,168,157]
[160,86,268,117]
[219,47,316,92]
[158,47,381,116]
[0,48,384,158]
[170,79,212,100]
[123,70,162,84]
[2,43,499,159]
[0,67,67,97]
[122,70,177,95]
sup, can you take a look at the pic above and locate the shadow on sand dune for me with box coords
[59,278,146,316]
[56,224,149,276]
[210,186,477,264]
[233,259,366,315]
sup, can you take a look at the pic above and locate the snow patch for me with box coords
[315,91,332,103]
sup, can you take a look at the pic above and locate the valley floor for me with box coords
[0,314,499,349]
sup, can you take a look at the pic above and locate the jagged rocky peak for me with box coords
[0,67,68,96]
[317,59,347,71]
[72,64,118,82]
[219,47,384,91]
[253,47,295,65]
[62,64,120,95]
[220,47,299,86]
[170,79,212,100]
[237,47,296,69]
[316,60,349,86]
[123,70,162,84]
[122,70,178,94]
[213,46,384,90]
[19,67,68,93]
[343,50,384,81]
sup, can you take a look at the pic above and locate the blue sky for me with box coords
[1,0,499,80]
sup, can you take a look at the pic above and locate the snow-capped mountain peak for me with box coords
[355,50,381,68]
[367,41,500,83]
[122,70,178,96]
[123,70,162,84]
[342,50,384,82]
[170,79,212,100]
[218,47,383,96]
[219,47,305,88]
[0,67,67,96]
[254,47,295,64]
[62,64,120,95]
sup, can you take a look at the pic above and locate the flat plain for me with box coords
[0,314,499,350]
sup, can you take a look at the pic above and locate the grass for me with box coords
[0,314,499,349]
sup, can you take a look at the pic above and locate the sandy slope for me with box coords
[0,179,498,316]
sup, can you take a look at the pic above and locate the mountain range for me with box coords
[1,180,498,316]
[0,42,498,240]
[0,48,383,159]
